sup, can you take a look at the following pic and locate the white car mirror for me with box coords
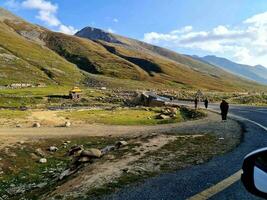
[242,147,267,199]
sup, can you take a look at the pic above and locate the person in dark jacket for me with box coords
[194,98,198,109]
[204,98,209,109]
[220,100,229,120]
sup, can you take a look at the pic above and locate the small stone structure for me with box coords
[69,87,82,100]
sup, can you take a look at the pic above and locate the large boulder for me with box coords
[68,145,83,156]
[115,141,128,149]
[48,146,58,152]
[80,148,102,158]
[33,122,41,128]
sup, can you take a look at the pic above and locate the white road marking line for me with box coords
[187,110,267,200]
[187,170,242,200]
[229,114,267,131]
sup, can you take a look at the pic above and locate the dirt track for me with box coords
[0,111,239,149]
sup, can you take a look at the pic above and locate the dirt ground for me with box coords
[0,110,242,199]
[0,111,239,149]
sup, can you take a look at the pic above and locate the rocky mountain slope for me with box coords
[197,55,267,85]
[0,7,264,91]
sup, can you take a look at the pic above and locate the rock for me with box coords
[30,153,39,160]
[169,107,177,114]
[64,121,71,127]
[10,153,17,157]
[59,169,76,180]
[36,182,47,188]
[19,140,25,144]
[115,141,128,149]
[100,87,107,90]
[68,145,83,156]
[122,168,130,173]
[218,137,225,140]
[157,114,170,120]
[33,122,41,128]
[80,148,102,158]
[170,114,176,118]
[101,145,115,155]
[35,148,45,157]
[78,156,91,163]
[16,124,22,128]
[39,158,47,163]
[48,146,58,152]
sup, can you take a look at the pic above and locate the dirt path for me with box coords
[0,111,239,149]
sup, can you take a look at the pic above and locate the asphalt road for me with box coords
[101,101,267,200]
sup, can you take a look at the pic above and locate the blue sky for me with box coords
[2,0,267,66]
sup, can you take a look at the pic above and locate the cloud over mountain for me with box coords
[143,11,267,67]
[4,0,77,34]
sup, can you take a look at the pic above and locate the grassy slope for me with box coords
[98,40,262,92]
[0,19,83,85]
[0,8,265,92]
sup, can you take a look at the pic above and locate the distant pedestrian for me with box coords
[194,98,198,109]
[220,100,229,121]
[204,98,209,109]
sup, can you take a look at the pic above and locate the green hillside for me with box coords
[0,7,265,92]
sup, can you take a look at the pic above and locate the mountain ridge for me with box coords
[198,55,267,85]
[0,7,265,91]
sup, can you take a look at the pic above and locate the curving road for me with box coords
[101,101,267,200]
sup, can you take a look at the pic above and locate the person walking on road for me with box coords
[194,98,198,109]
[220,100,229,121]
[204,98,209,109]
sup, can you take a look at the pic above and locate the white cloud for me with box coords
[59,25,78,35]
[5,0,77,35]
[113,18,119,23]
[143,13,267,66]
[107,28,116,33]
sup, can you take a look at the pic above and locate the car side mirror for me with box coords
[242,147,267,199]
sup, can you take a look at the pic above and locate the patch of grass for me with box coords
[58,108,186,125]
[0,109,30,119]
[0,136,125,199]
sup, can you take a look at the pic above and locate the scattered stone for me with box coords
[19,140,25,144]
[157,114,170,120]
[16,124,22,128]
[115,141,128,149]
[33,122,41,128]
[68,145,83,156]
[64,121,71,127]
[59,169,77,180]
[100,87,107,90]
[39,158,47,164]
[122,168,130,173]
[36,182,47,188]
[101,145,115,155]
[30,153,39,160]
[78,156,91,163]
[10,153,17,157]
[80,148,102,158]
[218,137,225,140]
[35,148,46,157]
[48,146,58,152]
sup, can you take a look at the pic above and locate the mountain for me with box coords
[198,55,267,85]
[0,7,265,91]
